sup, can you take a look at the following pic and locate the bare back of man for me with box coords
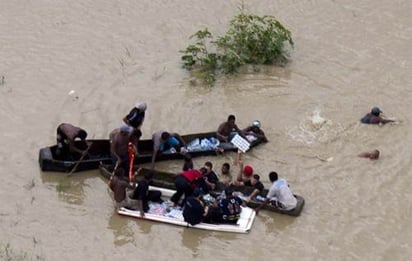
[110,127,131,169]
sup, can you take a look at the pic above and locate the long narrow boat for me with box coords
[39,131,266,173]
[99,164,305,216]
[118,186,256,233]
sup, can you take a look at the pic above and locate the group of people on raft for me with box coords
[56,104,396,224]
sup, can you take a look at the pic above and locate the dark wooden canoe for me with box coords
[99,164,304,216]
[39,131,266,173]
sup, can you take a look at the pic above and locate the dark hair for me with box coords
[222,162,230,170]
[269,171,278,182]
[253,174,260,180]
[193,188,201,197]
[161,132,170,140]
[78,130,87,140]
[132,129,142,139]
[199,167,207,174]
[228,115,236,121]
[204,161,213,169]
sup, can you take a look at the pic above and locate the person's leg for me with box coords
[270,199,286,209]
[182,184,194,206]
[171,176,186,204]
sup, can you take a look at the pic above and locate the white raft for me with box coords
[117,186,256,234]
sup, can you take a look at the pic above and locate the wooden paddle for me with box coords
[67,142,93,176]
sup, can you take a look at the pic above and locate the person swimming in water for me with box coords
[358,149,380,160]
[360,107,395,125]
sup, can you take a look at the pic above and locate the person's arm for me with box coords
[173,133,186,147]
[111,139,122,167]
[68,139,84,155]
[204,178,216,191]
[246,189,260,202]
[255,198,269,215]
[257,129,268,142]
[122,115,129,125]
[370,116,395,125]
[235,155,244,182]
[151,149,158,170]
[380,118,395,124]
[234,124,248,139]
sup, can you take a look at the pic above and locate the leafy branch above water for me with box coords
[180,10,294,85]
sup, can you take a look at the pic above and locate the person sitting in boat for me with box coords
[122,101,147,132]
[202,161,219,192]
[358,149,380,160]
[56,123,89,160]
[242,120,268,143]
[255,172,297,215]
[110,125,132,170]
[219,162,232,186]
[216,114,246,143]
[183,188,207,226]
[235,174,265,203]
[131,171,162,217]
[360,107,395,125]
[108,167,134,210]
[233,151,254,185]
[170,169,204,207]
[217,187,244,224]
[151,130,187,169]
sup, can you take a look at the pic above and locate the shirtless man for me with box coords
[216,115,244,142]
[110,125,131,170]
[56,123,89,160]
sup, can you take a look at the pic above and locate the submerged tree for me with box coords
[180,9,294,86]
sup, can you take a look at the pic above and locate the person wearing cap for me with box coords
[151,130,187,170]
[360,107,395,125]
[233,150,254,185]
[123,101,147,132]
[56,123,89,160]
[216,114,246,143]
[255,171,297,215]
[242,120,268,142]
[183,188,207,226]
[110,125,132,170]
[358,149,380,160]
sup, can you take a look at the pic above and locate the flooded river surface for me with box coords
[1,0,411,260]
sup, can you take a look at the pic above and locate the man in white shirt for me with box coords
[255,171,297,214]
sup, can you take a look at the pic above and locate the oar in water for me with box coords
[67,142,93,176]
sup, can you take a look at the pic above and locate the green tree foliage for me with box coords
[180,11,294,85]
